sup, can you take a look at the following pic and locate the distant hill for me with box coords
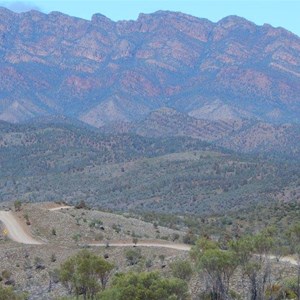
[100,108,300,157]
[0,121,299,215]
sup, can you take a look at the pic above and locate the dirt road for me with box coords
[0,211,43,245]
[88,242,299,265]
[267,255,297,266]
[48,205,72,211]
[88,241,191,251]
[0,205,298,267]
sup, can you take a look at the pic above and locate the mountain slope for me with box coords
[0,8,299,125]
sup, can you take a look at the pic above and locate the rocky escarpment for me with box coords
[0,8,299,126]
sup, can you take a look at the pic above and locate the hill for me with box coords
[0,121,299,215]
[101,108,300,156]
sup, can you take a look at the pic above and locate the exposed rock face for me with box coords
[0,8,299,126]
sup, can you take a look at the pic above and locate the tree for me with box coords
[98,272,190,300]
[190,237,218,260]
[229,236,254,299]
[229,232,274,300]
[170,260,193,282]
[197,249,238,299]
[59,250,114,299]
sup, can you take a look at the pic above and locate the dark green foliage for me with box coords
[59,250,114,299]
[98,272,190,300]
[286,223,300,300]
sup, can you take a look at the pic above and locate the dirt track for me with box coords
[0,211,43,245]
[0,206,298,266]
[48,205,72,211]
[88,242,191,251]
[88,243,298,265]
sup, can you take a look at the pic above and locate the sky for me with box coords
[0,0,299,36]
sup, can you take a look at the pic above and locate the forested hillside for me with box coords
[0,121,299,215]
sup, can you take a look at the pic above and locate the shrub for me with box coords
[125,248,142,266]
[0,285,27,300]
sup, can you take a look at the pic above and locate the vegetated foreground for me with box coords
[0,202,300,299]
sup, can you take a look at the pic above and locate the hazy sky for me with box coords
[1,0,299,36]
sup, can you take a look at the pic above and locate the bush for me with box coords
[0,285,27,300]
[125,248,142,266]
[75,200,88,210]
[182,232,196,245]
[14,200,22,212]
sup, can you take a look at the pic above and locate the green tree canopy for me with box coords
[59,250,114,299]
[99,271,190,300]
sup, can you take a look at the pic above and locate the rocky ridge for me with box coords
[0,8,299,127]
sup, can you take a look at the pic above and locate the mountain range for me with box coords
[0,8,300,154]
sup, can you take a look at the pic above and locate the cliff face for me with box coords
[0,8,299,126]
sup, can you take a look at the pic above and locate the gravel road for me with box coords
[0,211,43,245]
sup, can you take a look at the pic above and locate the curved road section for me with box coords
[0,211,43,245]
[0,206,298,267]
